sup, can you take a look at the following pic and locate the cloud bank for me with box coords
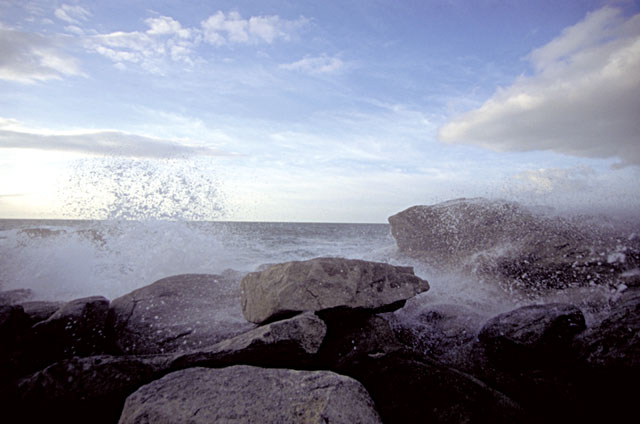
[438,7,640,167]
[0,119,229,158]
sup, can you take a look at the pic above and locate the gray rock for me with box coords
[478,303,586,368]
[170,311,326,369]
[20,301,64,325]
[389,302,488,368]
[14,354,172,424]
[575,285,640,368]
[388,198,640,295]
[32,296,112,362]
[110,273,255,354]
[118,365,383,424]
[241,257,429,324]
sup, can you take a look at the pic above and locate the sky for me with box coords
[1,0,639,222]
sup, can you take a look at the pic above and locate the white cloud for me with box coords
[54,4,91,24]
[145,16,191,38]
[438,6,640,167]
[85,19,197,72]
[201,11,307,46]
[0,119,231,158]
[280,54,344,74]
[0,24,83,83]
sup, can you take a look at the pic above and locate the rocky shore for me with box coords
[2,199,639,423]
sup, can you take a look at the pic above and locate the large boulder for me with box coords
[478,303,586,368]
[170,311,326,370]
[388,198,640,294]
[118,365,383,424]
[241,257,429,324]
[12,355,172,424]
[110,273,255,354]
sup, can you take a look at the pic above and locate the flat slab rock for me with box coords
[170,311,327,370]
[110,273,255,355]
[118,365,382,424]
[241,257,429,324]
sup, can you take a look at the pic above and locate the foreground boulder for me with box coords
[241,257,429,324]
[110,273,255,354]
[119,365,382,424]
[170,311,326,370]
[388,198,640,294]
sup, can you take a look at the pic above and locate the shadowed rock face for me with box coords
[241,257,429,324]
[110,274,255,355]
[118,366,383,424]
[388,198,640,295]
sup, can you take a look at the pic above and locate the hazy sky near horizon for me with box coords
[1,0,639,222]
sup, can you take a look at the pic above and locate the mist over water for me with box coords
[1,156,637,324]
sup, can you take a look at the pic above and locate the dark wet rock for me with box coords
[32,296,112,355]
[20,301,64,325]
[170,311,326,370]
[575,285,640,369]
[332,349,525,424]
[388,302,488,368]
[0,304,32,383]
[388,198,640,295]
[110,273,255,355]
[0,288,34,305]
[13,355,172,424]
[241,257,429,324]
[568,285,640,422]
[315,308,402,370]
[478,303,586,368]
[118,365,383,424]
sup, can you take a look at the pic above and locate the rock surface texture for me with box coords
[118,365,382,424]
[478,303,586,367]
[110,273,255,354]
[388,198,640,294]
[170,311,326,370]
[241,257,429,323]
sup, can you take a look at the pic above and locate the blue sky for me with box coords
[1,0,639,222]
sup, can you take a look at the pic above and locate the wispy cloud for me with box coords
[0,119,233,158]
[82,11,308,72]
[438,6,640,167]
[54,3,91,24]
[201,11,307,46]
[280,54,344,74]
[0,23,83,83]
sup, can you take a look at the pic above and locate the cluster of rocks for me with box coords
[2,255,639,422]
[389,198,640,296]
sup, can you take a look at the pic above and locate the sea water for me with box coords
[0,219,523,315]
